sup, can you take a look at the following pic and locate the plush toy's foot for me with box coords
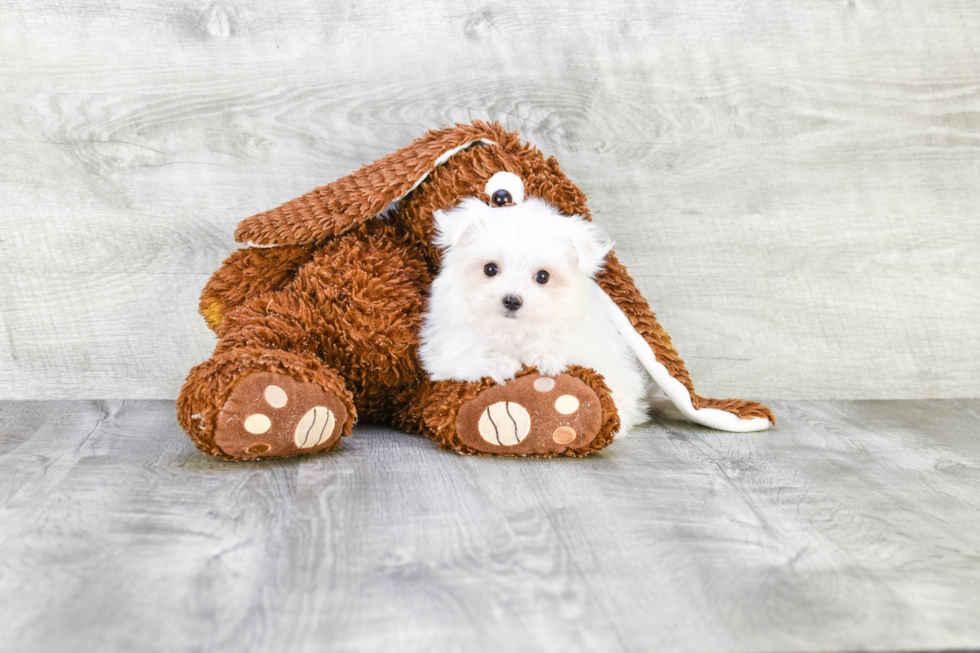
[212,371,348,460]
[177,348,356,461]
[448,368,618,457]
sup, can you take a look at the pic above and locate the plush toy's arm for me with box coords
[198,244,316,335]
[594,252,774,430]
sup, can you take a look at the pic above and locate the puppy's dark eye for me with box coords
[484,262,499,277]
[534,270,550,284]
[491,189,513,207]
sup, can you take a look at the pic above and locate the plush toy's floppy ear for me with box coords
[235,123,501,246]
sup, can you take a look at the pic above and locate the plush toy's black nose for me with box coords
[502,294,523,311]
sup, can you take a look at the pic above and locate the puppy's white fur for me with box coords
[420,197,651,434]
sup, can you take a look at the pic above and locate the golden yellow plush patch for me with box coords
[200,300,224,332]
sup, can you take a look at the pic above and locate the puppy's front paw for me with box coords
[525,353,568,377]
[486,357,524,384]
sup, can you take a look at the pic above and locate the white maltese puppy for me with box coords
[420,197,652,434]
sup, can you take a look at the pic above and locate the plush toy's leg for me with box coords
[396,366,620,457]
[177,344,356,461]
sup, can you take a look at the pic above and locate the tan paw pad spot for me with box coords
[246,443,271,455]
[555,395,579,415]
[478,401,531,446]
[294,406,336,448]
[244,414,271,434]
[552,426,576,445]
[264,384,288,408]
[533,377,556,392]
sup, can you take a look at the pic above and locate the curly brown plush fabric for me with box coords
[177,120,773,461]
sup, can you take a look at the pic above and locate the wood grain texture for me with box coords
[1,0,979,400]
[0,399,978,652]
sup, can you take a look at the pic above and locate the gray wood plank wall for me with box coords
[2,0,979,401]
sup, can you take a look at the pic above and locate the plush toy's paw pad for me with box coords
[456,373,603,455]
[214,371,347,460]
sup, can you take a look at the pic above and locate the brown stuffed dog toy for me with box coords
[177,121,773,461]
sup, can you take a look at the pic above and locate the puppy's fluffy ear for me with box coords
[433,198,488,250]
[569,218,614,277]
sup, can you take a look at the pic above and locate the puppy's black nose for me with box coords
[502,294,523,311]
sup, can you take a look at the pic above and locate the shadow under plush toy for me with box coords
[177,120,774,461]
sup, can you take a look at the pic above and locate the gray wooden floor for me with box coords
[1,400,978,652]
